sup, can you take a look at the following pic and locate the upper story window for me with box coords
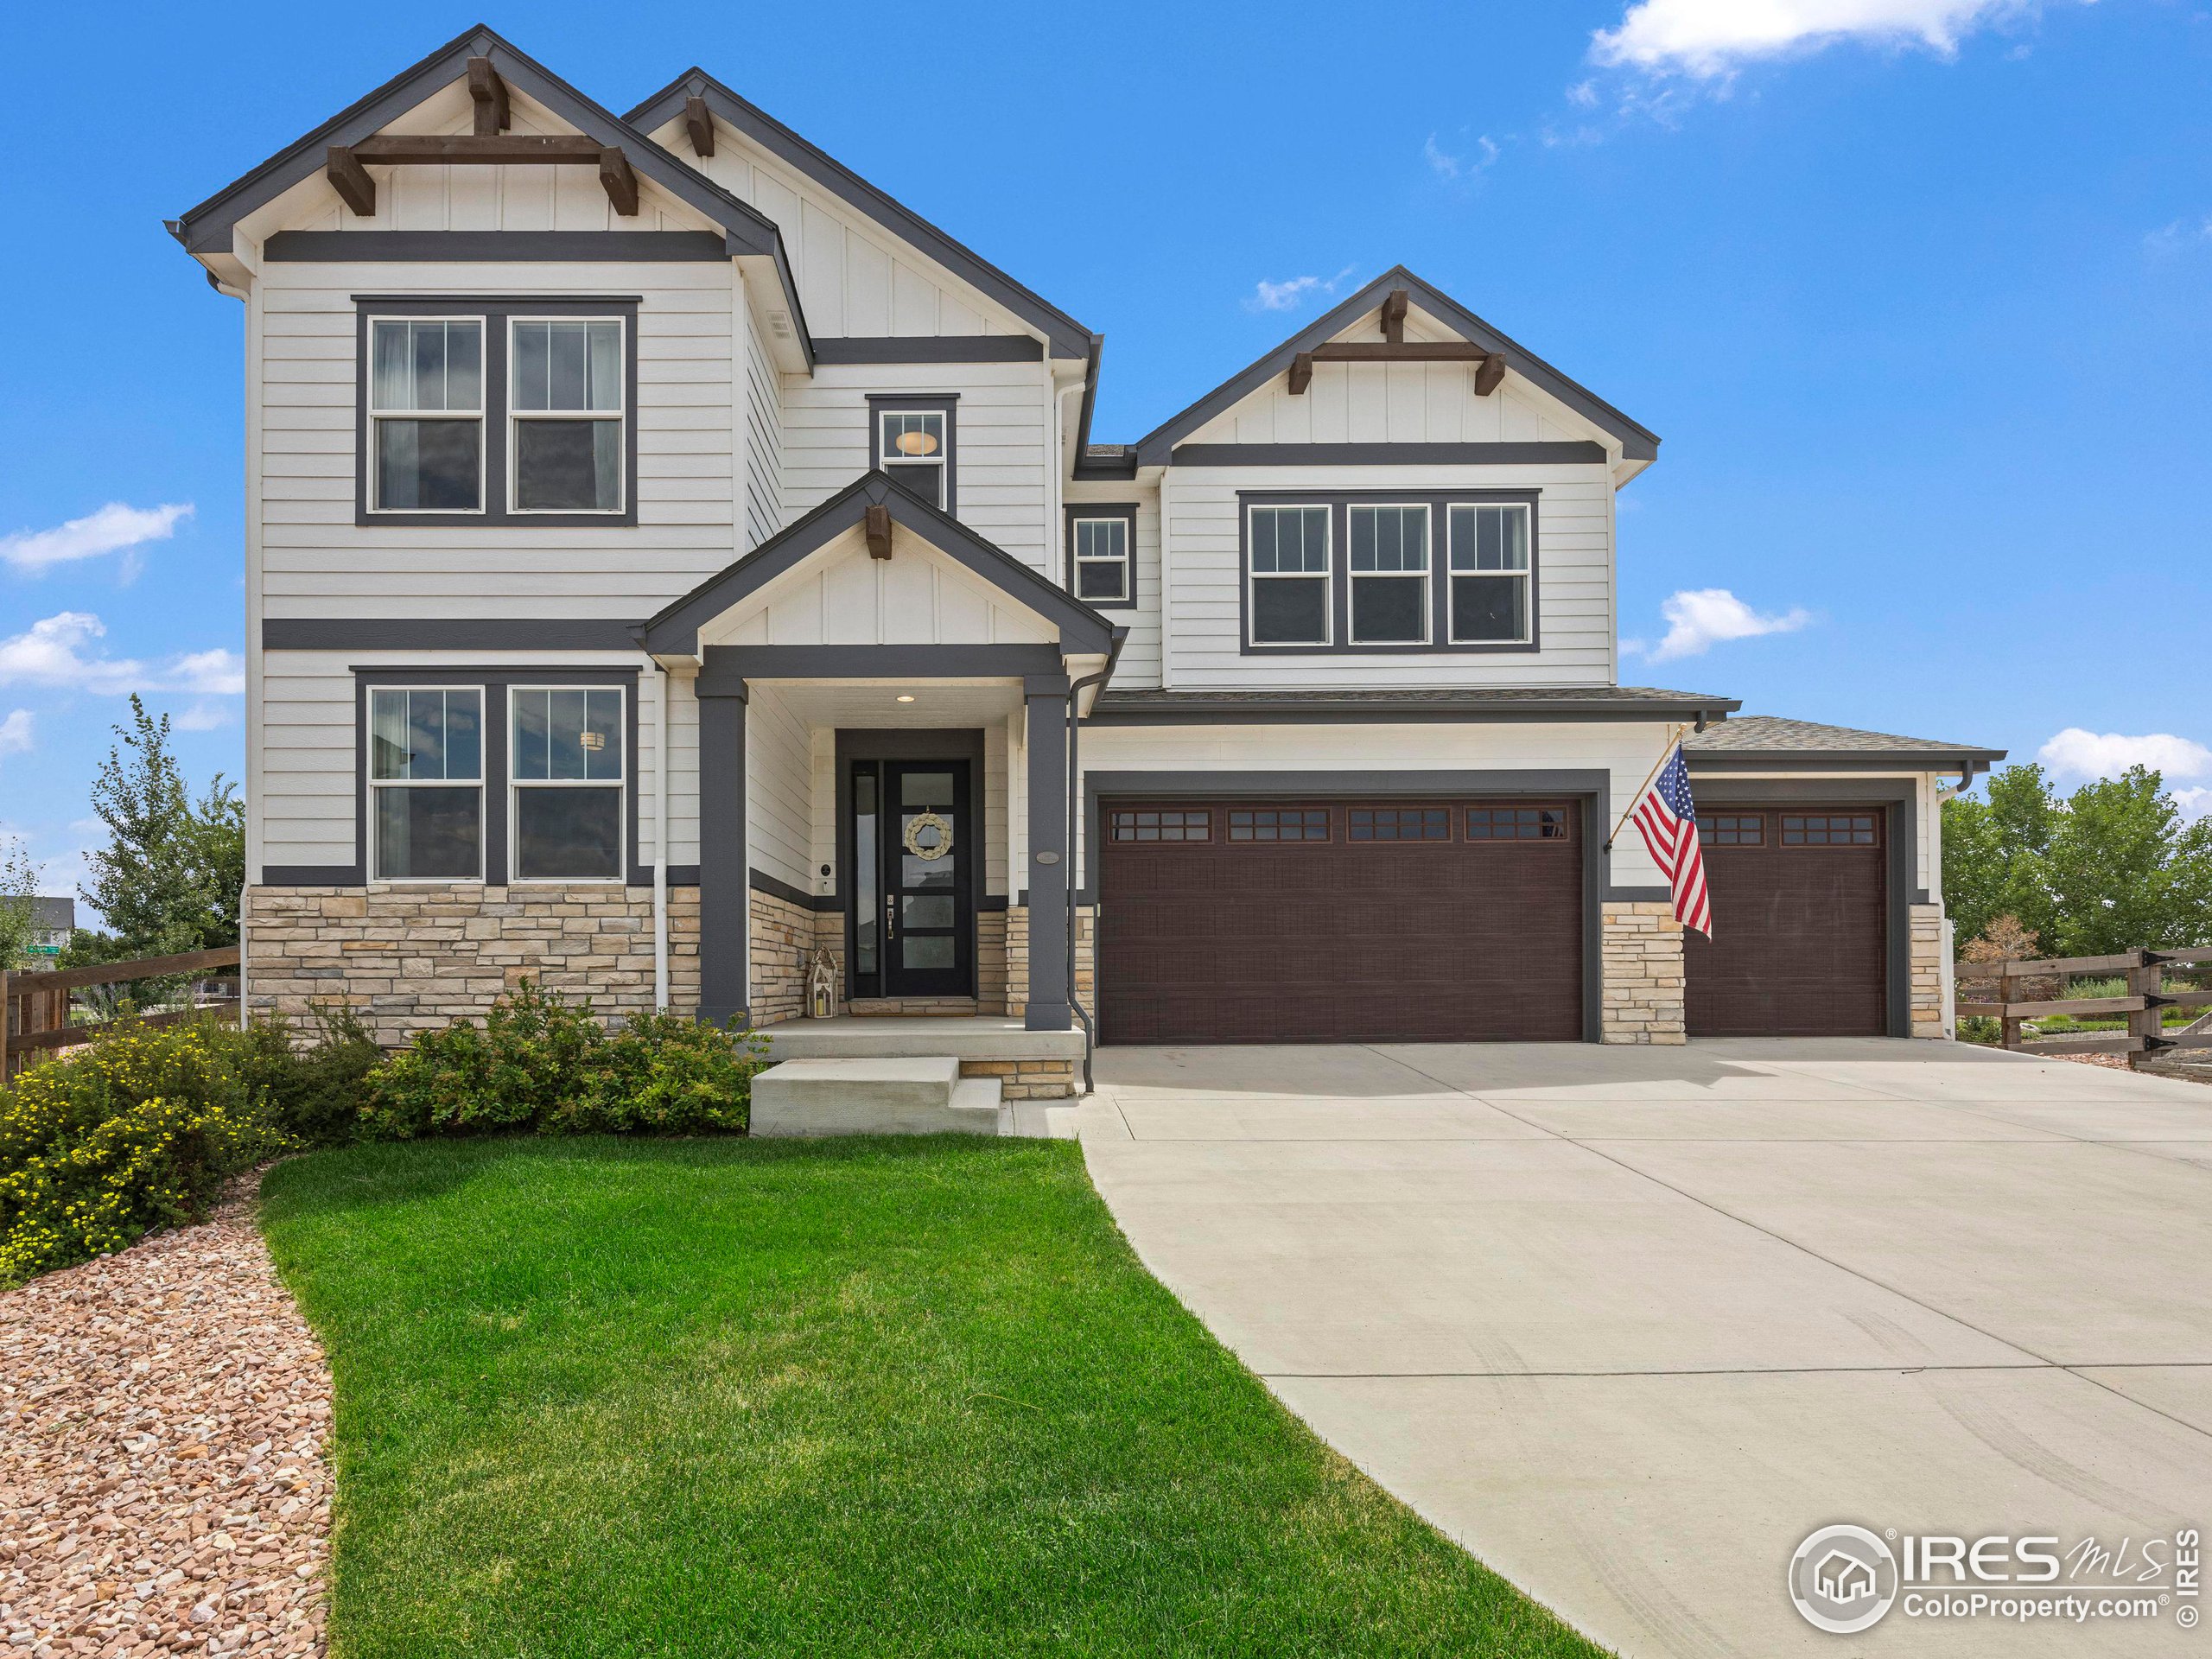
[356,299,637,528]
[1241,491,1540,655]
[870,396,957,513]
[369,688,483,881]
[510,687,626,881]
[370,320,483,512]
[511,320,625,513]
[1066,505,1136,607]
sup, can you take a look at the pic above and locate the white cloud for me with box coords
[1243,264,1360,315]
[2145,216,2212,256]
[1,501,193,575]
[1424,132,1501,183]
[0,611,245,697]
[1629,588,1813,661]
[1592,0,2057,79]
[2174,787,2212,823]
[0,709,30,756]
[169,700,234,731]
[2037,728,2212,782]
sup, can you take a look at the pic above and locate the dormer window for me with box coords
[869,396,957,512]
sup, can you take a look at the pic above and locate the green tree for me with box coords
[1942,763,2059,944]
[0,836,39,969]
[76,696,245,957]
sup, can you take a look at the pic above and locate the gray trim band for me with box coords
[1172,442,1606,467]
[266,619,642,652]
[698,643,1065,694]
[266,231,731,262]
[1689,751,2002,772]
[817,335,1042,363]
[260,865,361,887]
[1084,696,1739,726]
[750,867,836,912]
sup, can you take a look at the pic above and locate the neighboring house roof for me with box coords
[626,70,1094,362]
[1126,266,1662,469]
[1686,715,2005,773]
[29,897,74,932]
[1087,686,1742,725]
[638,472,1119,658]
[166,24,815,366]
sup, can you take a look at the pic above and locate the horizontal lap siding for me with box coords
[1068,484,1161,689]
[1160,465,1615,688]
[745,302,785,546]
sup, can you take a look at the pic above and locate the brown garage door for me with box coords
[1096,799,1585,1045]
[1685,809,1887,1037]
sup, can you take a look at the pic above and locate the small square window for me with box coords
[1699,814,1765,847]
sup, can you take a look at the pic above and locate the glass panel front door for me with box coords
[847,759,972,998]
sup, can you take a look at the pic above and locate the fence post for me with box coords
[2126,948,2161,1071]
[1,967,10,1084]
[1999,963,2024,1052]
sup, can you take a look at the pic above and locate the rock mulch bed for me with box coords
[0,1179,331,1657]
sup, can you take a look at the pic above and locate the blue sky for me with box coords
[4,0,2209,904]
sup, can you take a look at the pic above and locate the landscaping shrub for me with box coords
[233,1003,385,1146]
[361,982,766,1141]
[0,1018,294,1285]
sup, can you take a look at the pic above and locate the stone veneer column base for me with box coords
[1909,903,1948,1039]
[998,905,1093,1027]
[1601,901,1687,1045]
[749,885,817,1027]
[244,884,699,1047]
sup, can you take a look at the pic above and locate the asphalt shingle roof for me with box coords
[1684,715,2004,762]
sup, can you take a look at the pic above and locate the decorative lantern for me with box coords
[807,948,839,1020]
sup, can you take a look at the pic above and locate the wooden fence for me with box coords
[1955,945,2212,1066]
[1,945,241,1081]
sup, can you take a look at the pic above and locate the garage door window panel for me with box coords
[1699,814,1766,847]
[1229,808,1329,842]
[1466,806,1570,841]
[1111,809,1211,842]
[1350,806,1451,842]
[1783,814,1878,847]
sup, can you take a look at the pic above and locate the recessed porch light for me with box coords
[896,694,916,702]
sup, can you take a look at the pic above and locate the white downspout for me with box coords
[652,659,670,1012]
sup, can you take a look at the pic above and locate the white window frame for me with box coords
[1347,502,1432,647]
[506,315,627,517]
[366,685,486,885]
[1447,502,1534,645]
[1071,513,1132,604]
[366,316,486,517]
[1245,502,1333,648]
[877,409,948,508]
[506,683,627,886]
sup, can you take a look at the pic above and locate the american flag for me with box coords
[1630,745,1713,937]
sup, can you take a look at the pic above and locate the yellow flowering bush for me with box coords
[0,1019,294,1285]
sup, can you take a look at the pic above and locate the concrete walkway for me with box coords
[1077,1039,2212,1658]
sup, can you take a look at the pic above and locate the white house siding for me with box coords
[746,683,812,893]
[1065,480,1162,690]
[1074,720,1685,893]
[779,363,1052,573]
[1155,462,1617,689]
[744,300,785,546]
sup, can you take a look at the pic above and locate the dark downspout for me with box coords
[1065,669,1107,1096]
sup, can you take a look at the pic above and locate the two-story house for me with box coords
[169,26,2001,1097]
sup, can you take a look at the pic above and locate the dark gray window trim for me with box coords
[269,231,731,262]
[625,70,1092,361]
[1236,488,1541,657]
[1084,693,1738,726]
[1083,766,1611,1043]
[866,394,958,516]
[1064,502,1138,611]
[817,336,1041,364]
[833,728,988,1000]
[315,666,644,892]
[640,472,1116,657]
[1173,442,1605,467]
[265,619,639,652]
[1689,778,1921,1038]
[1130,265,1660,467]
[353,296,639,530]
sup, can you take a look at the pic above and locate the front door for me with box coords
[848,759,973,999]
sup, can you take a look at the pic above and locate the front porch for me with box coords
[760,1014,1087,1101]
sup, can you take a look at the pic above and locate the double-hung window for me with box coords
[369,320,483,512]
[1247,505,1331,645]
[510,687,626,881]
[1068,507,1134,604]
[879,410,949,508]
[1349,505,1430,645]
[1448,503,1532,643]
[511,320,625,513]
[369,689,483,880]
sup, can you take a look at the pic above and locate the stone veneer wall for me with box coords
[1000,905,1095,1025]
[749,885,817,1027]
[1909,903,1948,1039]
[243,885,699,1046]
[1600,901,1687,1044]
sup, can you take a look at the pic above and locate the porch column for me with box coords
[696,671,749,1027]
[1024,674,1072,1031]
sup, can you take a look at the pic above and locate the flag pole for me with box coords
[1603,722,1688,852]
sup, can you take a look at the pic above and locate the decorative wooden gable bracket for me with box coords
[325,58,641,219]
[683,95,715,157]
[1287,289,1507,397]
[865,504,893,560]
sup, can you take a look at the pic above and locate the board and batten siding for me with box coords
[1158,462,1616,689]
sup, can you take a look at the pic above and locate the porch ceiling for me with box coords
[759,682,1028,728]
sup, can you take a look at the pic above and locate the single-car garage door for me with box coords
[1685,808,1887,1036]
[1096,799,1585,1045]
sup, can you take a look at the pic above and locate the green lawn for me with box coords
[260,1136,1604,1658]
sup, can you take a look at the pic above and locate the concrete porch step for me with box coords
[749,1056,1003,1137]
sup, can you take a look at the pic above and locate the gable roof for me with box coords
[1686,715,2005,774]
[638,472,1118,658]
[168,24,813,365]
[1128,266,1661,468]
[627,70,1093,361]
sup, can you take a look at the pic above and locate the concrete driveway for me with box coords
[1078,1039,2212,1658]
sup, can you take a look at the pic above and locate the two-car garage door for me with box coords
[1096,798,1584,1045]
